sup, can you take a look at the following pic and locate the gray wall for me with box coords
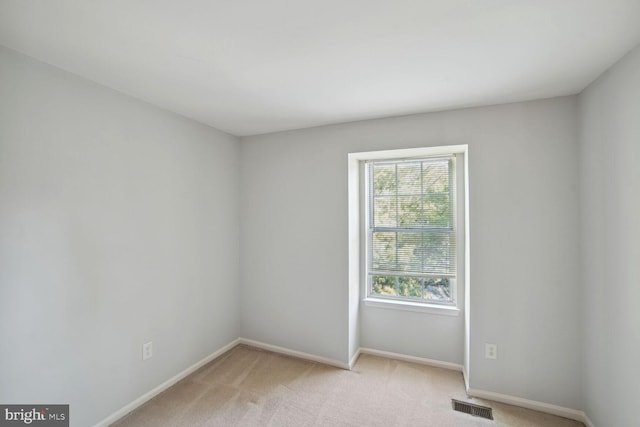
[240,96,582,408]
[0,47,240,427]
[8,38,639,425]
[579,45,640,427]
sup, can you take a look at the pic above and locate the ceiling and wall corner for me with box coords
[0,0,639,136]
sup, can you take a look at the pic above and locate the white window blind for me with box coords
[368,156,457,281]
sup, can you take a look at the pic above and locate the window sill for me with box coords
[363,298,460,316]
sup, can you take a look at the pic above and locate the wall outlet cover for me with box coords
[485,343,497,360]
[142,342,153,360]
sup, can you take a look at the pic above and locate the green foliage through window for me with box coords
[368,156,456,304]
[371,276,451,302]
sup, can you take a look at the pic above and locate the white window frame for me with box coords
[348,145,467,316]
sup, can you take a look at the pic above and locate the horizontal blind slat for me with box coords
[369,156,456,278]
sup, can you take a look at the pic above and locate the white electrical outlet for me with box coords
[142,342,153,361]
[485,343,497,360]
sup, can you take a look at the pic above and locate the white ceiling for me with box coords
[1,1,639,136]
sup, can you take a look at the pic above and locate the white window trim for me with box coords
[348,145,468,316]
[363,290,460,316]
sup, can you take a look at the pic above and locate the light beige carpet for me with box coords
[112,345,583,426]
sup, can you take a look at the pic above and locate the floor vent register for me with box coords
[452,399,494,420]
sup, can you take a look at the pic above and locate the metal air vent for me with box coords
[452,399,493,420]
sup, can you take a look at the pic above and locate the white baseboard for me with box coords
[359,347,463,372]
[93,338,240,427]
[466,387,589,424]
[237,338,350,370]
[583,414,595,427]
[462,366,470,391]
[235,341,462,374]
[348,348,361,369]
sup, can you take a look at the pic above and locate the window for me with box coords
[363,151,462,308]
[348,145,466,314]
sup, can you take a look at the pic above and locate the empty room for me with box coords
[1,1,639,426]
